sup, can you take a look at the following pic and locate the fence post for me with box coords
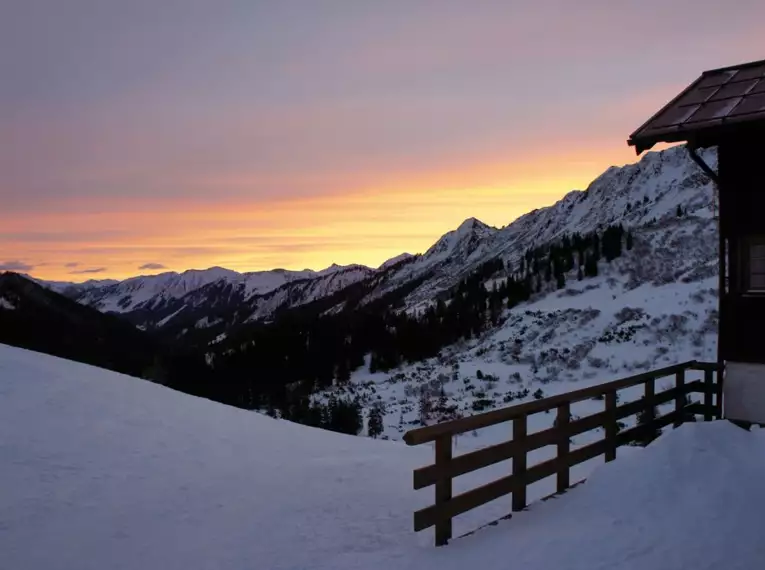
[556,402,570,492]
[605,391,617,462]
[434,434,453,546]
[716,363,724,419]
[512,415,527,512]
[704,368,714,421]
[675,370,686,427]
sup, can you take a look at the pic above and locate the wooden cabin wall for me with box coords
[719,136,765,363]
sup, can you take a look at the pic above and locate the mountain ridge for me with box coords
[1,143,722,444]
[16,145,715,337]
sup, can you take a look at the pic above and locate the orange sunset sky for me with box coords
[2,1,763,281]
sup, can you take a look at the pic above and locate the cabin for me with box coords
[628,58,765,424]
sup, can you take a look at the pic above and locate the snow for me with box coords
[2,343,763,570]
[359,145,716,312]
[421,217,496,267]
[317,245,717,447]
[241,268,316,298]
[407,421,765,570]
[157,305,185,327]
[0,296,14,310]
[0,343,427,570]
[379,252,415,269]
[69,268,244,313]
[195,316,222,328]
[211,332,228,344]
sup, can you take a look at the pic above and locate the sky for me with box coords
[2,0,763,281]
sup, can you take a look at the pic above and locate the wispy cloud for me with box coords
[64,262,80,268]
[69,267,107,274]
[138,263,166,270]
[0,260,33,271]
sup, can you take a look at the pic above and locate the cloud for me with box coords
[0,230,133,242]
[64,262,80,268]
[138,263,167,270]
[0,260,33,271]
[69,267,107,274]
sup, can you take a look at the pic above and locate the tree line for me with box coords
[150,224,633,434]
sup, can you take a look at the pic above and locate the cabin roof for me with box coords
[628,58,765,154]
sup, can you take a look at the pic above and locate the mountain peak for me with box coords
[379,253,414,270]
[457,217,489,232]
[422,217,496,263]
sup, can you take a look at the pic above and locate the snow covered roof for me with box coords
[628,58,765,154]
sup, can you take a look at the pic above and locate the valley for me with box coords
[2,145,718,444]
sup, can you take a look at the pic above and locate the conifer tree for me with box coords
[584,253,598,277]
[592,233,601,261]
[367,403,384,438]
[418,389,432,426]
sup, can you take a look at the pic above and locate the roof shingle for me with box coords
[628,59,765,153]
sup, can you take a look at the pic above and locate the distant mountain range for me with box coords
[17,145,715,342]
[2,144,719,431]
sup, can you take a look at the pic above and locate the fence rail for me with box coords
[403,360,723,546]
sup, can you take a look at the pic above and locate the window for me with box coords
[743,237,765,292]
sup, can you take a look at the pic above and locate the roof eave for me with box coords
[629,119,765,155]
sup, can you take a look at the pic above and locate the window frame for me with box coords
[740,235,765,294]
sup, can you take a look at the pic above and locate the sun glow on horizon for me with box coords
[3,1,762,283]
[4,144,645,282]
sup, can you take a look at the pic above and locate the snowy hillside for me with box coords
[357,145,716,310]
[317,234,718,444]
[2,343,764,570]
[302,146,720,443]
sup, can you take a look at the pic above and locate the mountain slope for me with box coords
[302,145,719,442]
[356,145,716,311]
[0,272,160,377]
[47,264,375,334]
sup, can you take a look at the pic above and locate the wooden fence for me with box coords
[403,360,723,546]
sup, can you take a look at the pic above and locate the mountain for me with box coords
[40,263,375,335]
[23,144,719,430]
[349,145,716,313]
[33,145,716,340]
[302,145,719,440]
[27,276,120,296]
[378,253,415,270]
[0,272,160,377]
[39,145,712,336]
[193,144,718,434]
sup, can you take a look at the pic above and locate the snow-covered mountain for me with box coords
[37,145,716,342]
[26,276,120,296]
[39,263,375,331]
[352,145,716,312]
[306,145,719,442]
[379,253,415,270]
[70,266,303,313]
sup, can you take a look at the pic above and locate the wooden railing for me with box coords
[403,360,723,546]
